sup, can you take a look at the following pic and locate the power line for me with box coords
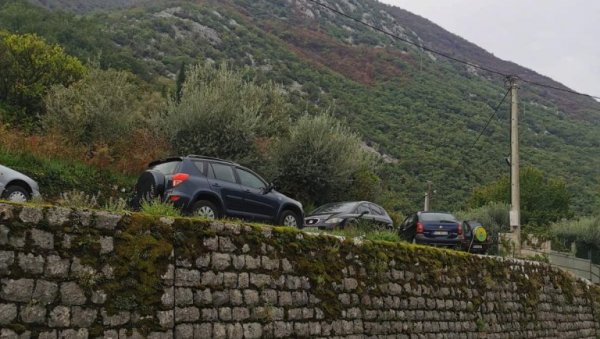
[305,0,600,101]
[306,0,507,77]
[471,88,511,148]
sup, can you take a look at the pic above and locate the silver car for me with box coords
[0,165,41,202]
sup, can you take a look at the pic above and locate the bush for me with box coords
[271,113,376,205]
[164,62,290,165]
[551,215,600,247]
[455,201,510,236]
[140,198,181,217]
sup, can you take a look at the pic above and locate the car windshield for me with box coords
[420,212,458,222]
[311,202,358,215]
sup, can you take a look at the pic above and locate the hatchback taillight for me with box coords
[416,222,424,234]
[172,173,189,187]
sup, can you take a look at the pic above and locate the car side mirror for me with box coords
[263,183,275,194]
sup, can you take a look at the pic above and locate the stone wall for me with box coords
[1,202,599,338]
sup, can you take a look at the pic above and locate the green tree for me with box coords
[469,167,572,226]
[271,113,377,205]
[164,62,290,165]
[0,30,85,121]
[44,67,164,149]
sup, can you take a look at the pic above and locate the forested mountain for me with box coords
[3,0,599,214]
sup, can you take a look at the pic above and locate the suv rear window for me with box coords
[152,161,180,175]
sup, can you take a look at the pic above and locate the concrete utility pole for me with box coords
[508,76,521,256]
[424,181,432,211]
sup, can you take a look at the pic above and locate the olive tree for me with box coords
[164,62,290,165]
[271,113,377,205]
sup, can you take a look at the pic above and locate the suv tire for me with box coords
[279,210,301,228]
[191,200,220,219]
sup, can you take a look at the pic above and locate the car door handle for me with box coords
[211,183,221,188]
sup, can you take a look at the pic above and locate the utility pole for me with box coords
[508,76,521,256]
[424,181,432,211]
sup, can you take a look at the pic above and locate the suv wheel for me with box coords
[191,200,220,219]
[2,185,30,202]
[279,210,301,228]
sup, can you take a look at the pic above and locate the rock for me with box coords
[1,278,34,302]
[0,303,17,325]
[60,282,86,305]
[33,280,58,304]
[49,306,70,327]
[20,304,46,324]
[31,228,54,249]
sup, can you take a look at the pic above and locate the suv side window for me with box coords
[192,161,207,176]
[237,168,266,190]
[356,204,370,214]
[368,203,384,216]
[153,161,180,175]
[210,163,236,183]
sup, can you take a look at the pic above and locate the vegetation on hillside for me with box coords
[0,0,598,224]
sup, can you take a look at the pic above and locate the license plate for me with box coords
[433,231,448,236]
[473,245,482,249]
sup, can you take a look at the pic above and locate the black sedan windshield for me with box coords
[311,202,358,215]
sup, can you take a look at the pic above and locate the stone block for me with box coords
[294,322,309,337]
[203,237,218,251]
[279,291,292,306]
[19,206,43,224]
[238,272,249,288]
[243,323,263,339]
[58,329,88,339]
[194,288,212,306]
[175,306,200,323]
[38,330,57,339]
[195,254,210,268]
[0,225,8,245]
[71,306,97,328]
[0,303,17,325]
[91,290,107,304]
[212,290,229,306]
[175,268,200,287]
[0,204,14,220]
[157,310,174,328]
[226,323,243,339]
[250,273,271,288]
[49,306,70,327]
[33,280,58,304]
[195,323,212,338]
[201,308,218,321]
[245,255,260,269]
[0,251,14,273]
[219,236,237,252]
[261,289,278,305]
[20,304,46,324]
[230,289,243,305]
[175,324,194,339]
[281,258,293,273]
[219,307,232,321]
[47,207,71,226]
[211,253,231,270]
[94,211,121,230]
[161,287,174,307]
[232,307,250,321]
[213,323,226,339]
[232,255,245,269]
[18,253,45,274]
[1,278,34,302]
[31,229,54,249]
[244,289,259,306]
[175,287,193,306]
[101,309,130,327]
[273,321,293,338]
[60,282,86,305]
[99,236,114,254]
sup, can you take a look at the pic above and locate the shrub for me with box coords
[551,215,600,247]
[163,62,290,165]
[57,190,99,209]
[140,198,181,217]
[271,113,376,205]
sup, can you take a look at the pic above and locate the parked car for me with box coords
[303,201,394,230]
[0,165,41,202]
[461,220,492,254]
[399,211,463,248]
[132,155,304,227]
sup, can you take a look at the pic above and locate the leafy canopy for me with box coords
[0,30,85,121]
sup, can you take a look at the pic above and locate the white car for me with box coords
[0,165,41,202]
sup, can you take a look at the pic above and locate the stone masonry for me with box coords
[0,203,599,338]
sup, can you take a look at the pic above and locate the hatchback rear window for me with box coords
[420,212,457,222]
[152,161,180,175]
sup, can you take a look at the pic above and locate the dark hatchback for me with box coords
[400,211,463,248]
[132,155,304,227]
[303,201,394,230]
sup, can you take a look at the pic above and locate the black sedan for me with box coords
[302,201,394,230]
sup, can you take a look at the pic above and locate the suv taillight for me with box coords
[416,222,424,234]
[172,173,190,187]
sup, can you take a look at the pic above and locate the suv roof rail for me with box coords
[186,155,239,165]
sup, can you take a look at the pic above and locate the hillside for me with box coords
[3,0,599,214]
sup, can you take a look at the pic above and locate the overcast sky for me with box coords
[378,0,600,98]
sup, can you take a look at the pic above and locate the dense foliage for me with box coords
[0,29,85,123]
[0,0,598,219]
